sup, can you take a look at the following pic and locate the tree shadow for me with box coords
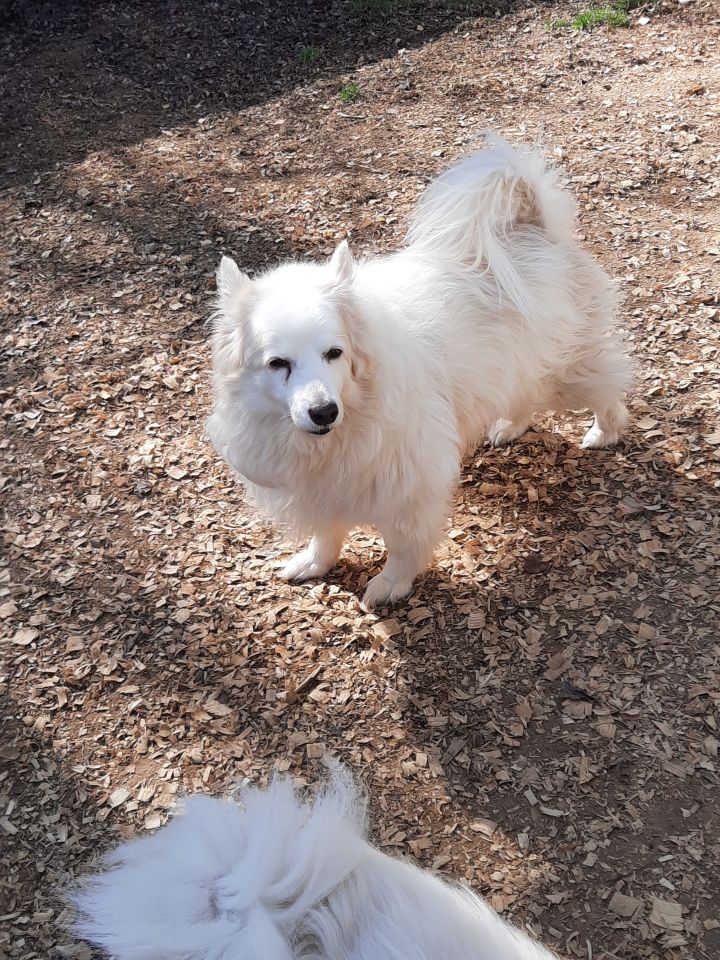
[1,0,531,190]
[0,694,113,956]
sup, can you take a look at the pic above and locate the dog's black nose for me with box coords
[308,402,339,427]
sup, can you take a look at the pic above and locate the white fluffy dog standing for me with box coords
[74,767,563,960]
[207,135,631,610]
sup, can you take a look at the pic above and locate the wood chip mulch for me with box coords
[1,1,719,958]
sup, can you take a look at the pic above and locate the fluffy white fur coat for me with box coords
[206,135,631,609]
[75,767,562,960]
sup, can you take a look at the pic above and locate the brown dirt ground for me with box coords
[1,1,719,958]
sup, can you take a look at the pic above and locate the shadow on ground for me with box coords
[1,0,540,189]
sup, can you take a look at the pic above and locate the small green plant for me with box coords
[549,0,631,31]
[340,82,361,103]
[298,45,320,65]
[573,6,629,28]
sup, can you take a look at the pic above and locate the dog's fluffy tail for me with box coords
[406,134,577,319]
[73,768,367,960]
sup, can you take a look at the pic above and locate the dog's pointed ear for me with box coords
[329,240,356,286]
[211,256,253,373]
[216,255,251,311]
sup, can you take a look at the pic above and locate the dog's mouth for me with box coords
[307,426,332,436]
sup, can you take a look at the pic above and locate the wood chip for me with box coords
[649,897,684,932]
[107,788,131,809]
[609,891,643,918]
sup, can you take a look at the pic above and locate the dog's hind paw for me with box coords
[280,548,332,583]
[360,573,413,613]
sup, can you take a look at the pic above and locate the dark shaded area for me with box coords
[0,696,110,956]
[1,0,527,189]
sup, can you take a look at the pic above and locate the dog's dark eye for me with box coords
[324,347,343,361]
[268,357,291,372]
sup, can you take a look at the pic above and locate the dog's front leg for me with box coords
[361,523,440,613]
[279,526,349,583]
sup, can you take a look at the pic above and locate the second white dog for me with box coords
[207,135,631,610]
[74,766,563,960]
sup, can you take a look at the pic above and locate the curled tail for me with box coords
[406,134,578,319]
[74,768,367,960]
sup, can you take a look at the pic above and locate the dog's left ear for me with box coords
[328,240,356,287]
[329,242,370,383]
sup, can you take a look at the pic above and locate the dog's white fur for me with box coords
[74,767,561,960]
[207,135,631,609]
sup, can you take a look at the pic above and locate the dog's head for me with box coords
[212,241,369,437]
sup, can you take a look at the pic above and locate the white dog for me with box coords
[74,767,563,960]
[206,135,631,610]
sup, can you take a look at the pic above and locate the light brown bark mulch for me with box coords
[1,1,719,957]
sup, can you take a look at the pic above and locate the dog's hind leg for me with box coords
[280,525,349,583]
[555,340,632,449]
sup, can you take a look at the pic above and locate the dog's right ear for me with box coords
[216,255,251,313]
[211,256,253,373]
[328,240,357,293]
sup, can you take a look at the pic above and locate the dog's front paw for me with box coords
[488,418,531,447]
[580,424,618,449]
[280,548,332,583]
[360,573,413,613]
